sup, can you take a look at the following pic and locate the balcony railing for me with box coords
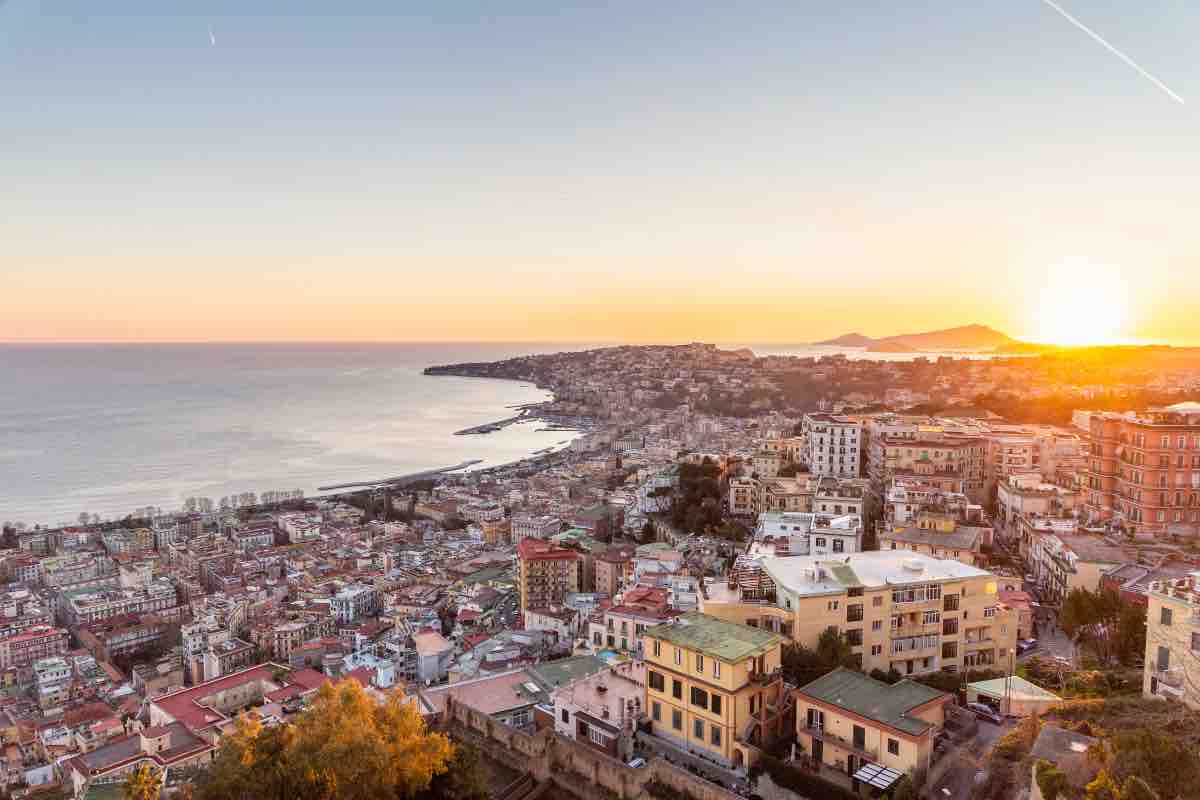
[804,725,879,761]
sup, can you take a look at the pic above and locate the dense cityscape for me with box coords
[2,341,1200,800]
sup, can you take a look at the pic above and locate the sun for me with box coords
[1027,261,1132,346]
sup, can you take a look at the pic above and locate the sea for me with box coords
[0,341,999,527]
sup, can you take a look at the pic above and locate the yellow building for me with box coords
[702,551,1016,677]
[1143,571,1200,708]
[795,667,949,785]
[877,525,986,567]
[642,612,787,769]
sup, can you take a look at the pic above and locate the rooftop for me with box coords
[797,667,947,736]
[881,527,983,551]
[763,550,991,598]
[644,612,781,662]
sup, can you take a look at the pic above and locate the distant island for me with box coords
[815,324,1021,353]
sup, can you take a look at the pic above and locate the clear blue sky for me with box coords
[2,1,1197,343]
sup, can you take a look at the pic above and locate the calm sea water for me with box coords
[0,341,1000,527]
[0,343,596,527]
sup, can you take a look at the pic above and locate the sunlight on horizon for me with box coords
[1025,260,1134,346]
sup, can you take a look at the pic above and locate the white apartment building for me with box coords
[330,584,382,623]
[802,414,863,478]
[752,512,864,558]
[511,513,563,542]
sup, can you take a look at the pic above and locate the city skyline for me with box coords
[4,1,1199,345]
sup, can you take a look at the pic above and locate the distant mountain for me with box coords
[814,324,1020,353]
[814,332,876,347]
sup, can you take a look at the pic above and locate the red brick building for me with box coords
[0,625,69,669]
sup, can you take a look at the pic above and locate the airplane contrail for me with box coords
[1040,0,1184,104]
[209,25,216,47]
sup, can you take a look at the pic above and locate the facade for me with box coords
[594,547,635,597]
[330,584,381,623]
[1143,571,1200,708]
[643,612,787,768]
[877,525,986,567]
[511,513,562,542]
[795,668,949,782]
[752,512,863,558]
[705,550,1017,676]
[59,581,179,626]
[802,414,863,478]
[0,626,69,670]
[872,434,988,504]
[517,538,581,616]
[1085,406,1200,536]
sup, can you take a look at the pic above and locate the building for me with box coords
[1022,528,1127,605]
[751,512,863,558]
[59,580,179,626]
[802,414,863,478]
[813,476,869,516]
[517,538,581,616]
[0,626,69,670]
[1143,571,1200,707]
[553,661,644,762]
[704,550,1017,676]
[877,525,986,567]
[330,584,381,623]
[594,546,635,597]
[642,612,787,768]
[795,668,950,785]
[1085,405,1200,536]
[511,513,562,542]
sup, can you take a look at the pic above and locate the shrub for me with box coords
[752,755,859,800]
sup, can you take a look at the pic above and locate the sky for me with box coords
[2,1,1199,345]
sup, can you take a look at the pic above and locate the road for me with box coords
[928,716,1012,800]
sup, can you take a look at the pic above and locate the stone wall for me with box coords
[443,695,739,800]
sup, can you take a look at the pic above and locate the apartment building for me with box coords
[703,550,1016,676]
[752,512,863,558]
[510,513,562,542]
[643,613,787,768]
[1143,571,1200,708]
[594,546,635,597]
[802,414,863,478]
[1020,522,1128,604]
[0,626,69,670]
[728,476,814,517]
[59,580,179,626]
[330,584,381,623]
[1085,405,1200,536]
[517,538,581,616]
[877,525,987,567]
[795,668,950,784]
[871,435,988,504]
[813,476,869,516]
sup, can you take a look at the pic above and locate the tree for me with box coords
[123,763,163,800]
[196,680,454,800]
[1085,771,1121,800]
[414,742,490,800]
[1108,728,1200,800]
[890,775,916,800]
[781,627,857,687]
[1035,760,1070,800]
[1118,776,1158,800]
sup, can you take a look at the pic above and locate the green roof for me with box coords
[526,655,608,690]
[828,563,862,588]
[644,612,781,662]
[797,667,947,736]
[968,675,1060,702]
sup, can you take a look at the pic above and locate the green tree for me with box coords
[890,775,916,800]
[1118,776,1158,800]
[414,742,490,800]
[1109,728,1200,800]
[1035,760,1070,800]
[1085,771,1121,800]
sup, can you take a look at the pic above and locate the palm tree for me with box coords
[122,763,162,800]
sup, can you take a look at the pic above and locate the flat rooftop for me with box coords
[764,550,991,598]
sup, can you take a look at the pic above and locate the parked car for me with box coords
[1017,638,1039,655]
[967,702,1004,724]
[627,758,646,769]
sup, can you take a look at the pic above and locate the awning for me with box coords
[852,762,904,791]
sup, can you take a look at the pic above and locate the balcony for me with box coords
[804,725,879,762]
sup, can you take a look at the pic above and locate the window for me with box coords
[983,606,997,618]
[653,639,661,657]
[652,702,661,722]
[923,610,940,625]
[713,660,721,679]
[816,537,826,548]
[694,719,704,740]
[833,539,844,553]
[873,596,883,607]
[561,709,569,724]
[871,644,882,656]
[846,629,863,646]
[944,594,959,611]
[696,654,704,671]
[672,709,682,730]
[847,604,864,623]
[649,670,665,692]
[673,680,682,700]
[675,647,682,666]
[887,738,900,756]
[872,620,882,631]
[711,694,722,715]
[853,725,866,749]
[589,726,607,746]
[1158,646,1170,671]
[711,726,721,746]
[1192,633,1200,653]
[1161,607,1174,626]
[690,687,709,710]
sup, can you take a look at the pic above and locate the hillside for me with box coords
[814,324,1019,352]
